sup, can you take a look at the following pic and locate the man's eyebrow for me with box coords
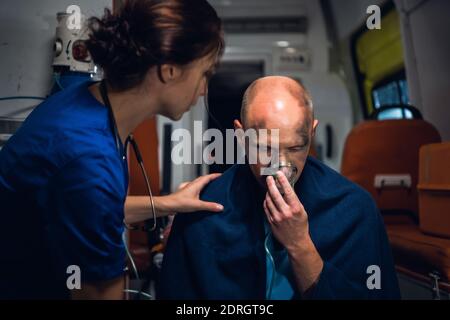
[298,136,310,146]
[292,127,309,145]
[296,126,310,138]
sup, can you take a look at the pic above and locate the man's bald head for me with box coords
[235,76,318,189]
[240,76,313,128]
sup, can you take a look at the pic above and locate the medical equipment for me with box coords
[53,12,95,74]
[51,12,103,94]
[276,161,298,187]
[100,80,157,300]
[99,80,158,232]
[264,161,299,193]
[265,231,276,298]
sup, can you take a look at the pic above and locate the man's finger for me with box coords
[275,171,298,205]
[266,176,289,212]
[265,193,281,223]
[263,200,275,224]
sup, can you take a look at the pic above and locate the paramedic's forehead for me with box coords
[242,76,313,134]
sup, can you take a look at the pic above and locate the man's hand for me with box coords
[263,171,309,252]
[263,171,323,294]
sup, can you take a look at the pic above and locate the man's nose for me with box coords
[266,154,285,169]
[278,153,289,165]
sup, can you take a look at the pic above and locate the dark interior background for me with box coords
[207,61,264,174]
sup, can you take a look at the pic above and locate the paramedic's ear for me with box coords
[312,119,319,137]
[160,64,182,83]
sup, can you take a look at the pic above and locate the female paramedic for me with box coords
[0,0,224,299]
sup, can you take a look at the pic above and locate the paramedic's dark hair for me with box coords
[86,0,224,91]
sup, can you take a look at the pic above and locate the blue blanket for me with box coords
[159,157,400,299]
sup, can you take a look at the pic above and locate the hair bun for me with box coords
[85,0,224,91]
[87,8,150,73]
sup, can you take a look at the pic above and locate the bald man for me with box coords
[159,76,400,300]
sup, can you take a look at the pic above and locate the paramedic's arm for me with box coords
[263,172,323,294]
[124,173,224,224]
[71,277,124,300]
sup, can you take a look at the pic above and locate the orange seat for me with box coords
[341,119,441,224]
[387,224,450,282]
[386,142,450,295]
[418,142,450,238]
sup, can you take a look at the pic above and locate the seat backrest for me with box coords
[341,119,441,219]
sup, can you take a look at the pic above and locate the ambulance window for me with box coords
[371,71,412,119]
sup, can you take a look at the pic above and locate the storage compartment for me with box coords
[418,142,450,238]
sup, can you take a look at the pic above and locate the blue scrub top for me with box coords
[0,81,128,299]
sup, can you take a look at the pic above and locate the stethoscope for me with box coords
[99,80,157,232]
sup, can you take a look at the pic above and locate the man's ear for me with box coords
[159,64,183,83]
[234,119,243,130]
[312,119,319,137]
[233,119,246,148]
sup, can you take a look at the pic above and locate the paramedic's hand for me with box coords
[165,173,224,213]
[263,171,310,252]
[264,171,324,294]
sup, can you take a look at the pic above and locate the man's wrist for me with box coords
[286,233,316,257]
[287,234,324,293]
[288,234,323,267]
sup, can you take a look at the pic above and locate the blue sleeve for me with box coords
[307,193,401,300]
[46,150,126,283]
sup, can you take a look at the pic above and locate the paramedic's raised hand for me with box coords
[264,171,324,294]
[165,173,224,213]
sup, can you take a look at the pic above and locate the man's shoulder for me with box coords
[303,157,378,216]
[199,165,244,201]
[307,156,372,194]
[172,165,253,228]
